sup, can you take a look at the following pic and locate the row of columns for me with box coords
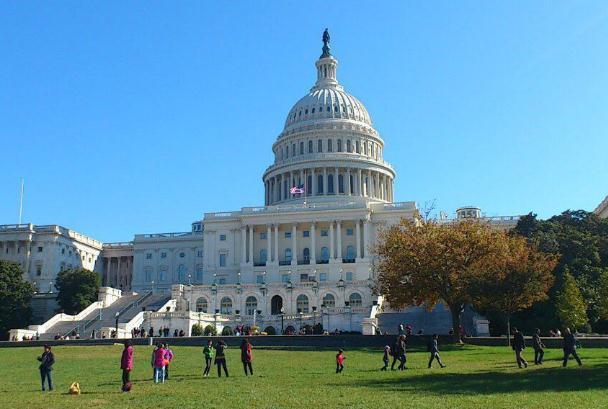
[104,256,133,290]
[265,168,393,205]
[239,220,371,266]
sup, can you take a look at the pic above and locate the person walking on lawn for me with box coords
[427,334,446,368]
[120,340,134,391]
[512,327,528,368]
[336,349,345,373]
[532,328,545,365]
[562,327,583,367]
[240,338,254,376]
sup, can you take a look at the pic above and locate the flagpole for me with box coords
[303,169,307,205]
[18,177,24,225]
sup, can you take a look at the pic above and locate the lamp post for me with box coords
[280,307,285,334]
[115,311,120,339]
[312,306,317,332]
[151,280,155,295]
[49,280,53,294]
[188,273,192,286]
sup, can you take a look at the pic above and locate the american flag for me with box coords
[290,185,305,195]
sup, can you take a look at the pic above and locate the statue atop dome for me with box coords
[321,28,331,58]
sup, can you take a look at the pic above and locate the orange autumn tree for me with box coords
[375,219,505,342]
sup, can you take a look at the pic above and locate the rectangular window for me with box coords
[219,234,226,241]
[346,228,353,236]
[319,272,328,281]
[260,232,267,240]
[160,270,166,281]
[300,141,304,154]
[219,277,227,285]
[197,250,203,257]
[320,230,328,237]
[328,139,333,152]
[145,270,152,282]
[318,139,323,152]
[256,275,264,284]
[302,230,310,238]
[281,274,290,283]
[61,248,65,255]
[300,273,309,282]
[219,253,227,267]
[346,272,353,281]
[161,252,167,259]
[37,246,43,253]
[146,253,152,260]
[285,232,291,239]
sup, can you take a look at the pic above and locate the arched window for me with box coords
[307,175,312,194]
[296,294,309,313]
[338,174,344,193]
[349,292,362,307]
[347,139,352,152]
[196,297,208,313]
[317,139,323,152]
[322,293,335,308]
[292,144,296,156]
[260,249,267,264]
[220,297,233,314]
[284,248,292,263]
[317,175,324,194]
[245,296,258,315]
[337,139,342,152]
[328,174,334,194]
[308,140,313,153]
[271,295,283,315]
[327,139,333,152]
[355,140,360,153]
[321,247,329,262]
[346,245,355,260]
[177,264,187,282]
[299,141,304,154]
[303,247,310,262]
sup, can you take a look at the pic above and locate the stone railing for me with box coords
[264,152,394,174]
[103,242,133,249]
[134,231,202,240]
[0,223,34,232]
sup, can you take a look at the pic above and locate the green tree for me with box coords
[191,323,203,336]
[55,268,100,315]
[555,271,588,330]
[203,324,217,336]
[0,260,35,339]
[597,270,608,320]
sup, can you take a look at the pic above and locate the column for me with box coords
[291,224,297,266]
[274,224,279,264]
[312,168,317,196]
[329,222,335,260]
[266,225,272,266]
[358,169,363,196]
[323,168,328,195]
[117,257,122,288]
[336,221,342,260]
[105,257,110,286]
[363,220,370,259]
[248,225,254,265]
[311,222,316,263]
[355,221,361,260]
[346,168,351,195]
[241,227,247,264]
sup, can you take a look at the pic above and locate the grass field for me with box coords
[1,343,606,409]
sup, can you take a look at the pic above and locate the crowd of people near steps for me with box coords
[34,328,586,393]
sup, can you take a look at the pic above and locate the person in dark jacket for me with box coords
[214,339,229,377]
[512,327,528,368]
[37,345,55,391]
[532,328,545,365]
[562,327,582,367]
[391,335,407,370]
[428,334,446,368]
[240,338,254,376]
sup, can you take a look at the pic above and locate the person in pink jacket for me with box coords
[120,340,134,391]
[151,343,167,384]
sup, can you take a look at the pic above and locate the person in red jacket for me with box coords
[120,340,134,391]
[336,349,345,373]
[240,338,254,376]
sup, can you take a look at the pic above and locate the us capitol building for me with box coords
[4,32,524,338]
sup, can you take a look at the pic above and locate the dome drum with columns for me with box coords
[262,36,395,206]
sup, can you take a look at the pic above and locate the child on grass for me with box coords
[336,349,345,373]
[381,345,391,371]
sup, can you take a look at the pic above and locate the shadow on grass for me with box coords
[339,363,608,395]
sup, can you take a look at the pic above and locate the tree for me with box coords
[55,268,100,315]
[555,270,588,330]
[191,323,203,336]
[471,235,557,343]
[599,270,608,320]
[203,324,217,336]
[375,219,506,342]
[0,260,35,339]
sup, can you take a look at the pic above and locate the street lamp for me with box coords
[188,274,192,286]
[49,281,53,294]
[151,280,155,294]
[115,311,120,339]
[280,307,285,334]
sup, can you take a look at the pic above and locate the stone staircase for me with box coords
[376,303,453,335]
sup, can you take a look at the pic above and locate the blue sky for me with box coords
[1,1,607,242]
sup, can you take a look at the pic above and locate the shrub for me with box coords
[203,324,217,336]
[222,326,234,336]
[264,326,276,335]
[191,323,203,336]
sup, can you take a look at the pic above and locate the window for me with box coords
[179,252,185,258]
[317,139,323,152]
[197,250,203,257]
[349,292,362,307]
[300,141,304,154]
[161,252,167,259]
[312,108,315,114]
[256,274,265,284]
[246,296,258,315]
[159,268,167,281]
[36,265,42,276]
[37,246,43,253]
[178,264,186,282]
[146,253,152,260]
[308,140,313,153]
[338,174,344,193]
[327,139,333,152]
[346,246,355,260]
[356,140,360,153]
[284,248,292,263]
[302,230,310,238]
[260,249,267,264]
[61,248,65,255]
[303,248,310,262]
[219,253,227,267]
[145,268,152,282]
[219,234,226,241]
[320,230,328,237]
[260,232,267,240]
[300,273,309,282]
[317,175,324,194]
[286,145,289,157]
[292,144,296,155]
[285,232,291,239]
[347,139,352,152]
[220,297,233,314]
[322,293,335,307]
[219,277,227,285]
[346,271,353,281]
[346,228,353,236]
[321,247,329,261]
[296,294,309,313]
[319,272,328,281]
[196,266,203,281]
[196,297,208,313]
[337,139,342,152]
[281,274,290,283]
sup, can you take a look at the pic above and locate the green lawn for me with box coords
[1,343,607,409]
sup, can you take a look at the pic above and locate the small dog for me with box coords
[68,382,81,395]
